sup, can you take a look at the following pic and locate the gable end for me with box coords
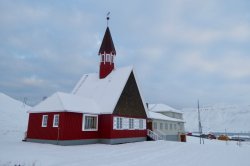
[113,72,147,118]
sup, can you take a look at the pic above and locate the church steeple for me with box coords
[99,14,116,79]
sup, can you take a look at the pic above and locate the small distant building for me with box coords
[147,104,186,142]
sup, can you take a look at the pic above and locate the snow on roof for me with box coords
[148,111,184,122]
[148,103,182,114]
[28,66,149,115]
[72,66,139,114]
[28,92,100,114]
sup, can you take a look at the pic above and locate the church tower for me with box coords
[98,15,116,79]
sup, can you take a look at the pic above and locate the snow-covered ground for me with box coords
[1,93,250,166]
[182,104,250,133]
[0,132,250,166]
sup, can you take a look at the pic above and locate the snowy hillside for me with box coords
[0,93,30,135]
[182,104,250,133]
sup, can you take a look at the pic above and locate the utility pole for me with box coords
[198,100,204,144]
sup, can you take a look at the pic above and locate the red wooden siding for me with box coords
[27,112,61,140]
[60,112,99,140]
[98,114,112,139]
[27,112,147,141]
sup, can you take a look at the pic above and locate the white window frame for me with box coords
[139,119,143,129]
[106,54,110,62]
[53,114,59,127]
[160,123,163,130]
[114,117,123,130]
[113,117,146,130]
[129,118,134,129]
[133,118,139,130]
[42,115,48,127]
[170,123,173,130]
[153,122,157,129]
[117,117,123,129]
[165,123,168,130]
[82,114,98,131]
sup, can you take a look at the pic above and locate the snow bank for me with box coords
[0,92,30,137]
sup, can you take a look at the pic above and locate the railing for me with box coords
[147,129,163,141]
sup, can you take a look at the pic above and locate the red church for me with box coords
[26,18,149,145]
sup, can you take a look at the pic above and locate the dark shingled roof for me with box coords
[98,27,116,55]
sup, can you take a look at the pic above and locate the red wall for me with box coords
[60,112,99,140]
[27,112,147,141]
[99,62,114,78]
[27,112,60,140]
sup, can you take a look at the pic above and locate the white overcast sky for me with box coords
[1,0,250,108]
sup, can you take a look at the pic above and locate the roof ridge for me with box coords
[72,74,89,94]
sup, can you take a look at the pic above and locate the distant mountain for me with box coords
[182,104,250,133]
[0,93,31,132]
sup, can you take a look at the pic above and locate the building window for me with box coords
[165,123,168,130]
[83,114,98,131]
[116,117,123,129]
[139,119,143,129]
[153,122,157,129]
[129,118,134,129]
[106,54,110,62]
[101,55,104,62]
[111,56,113,63]
[160,123,163,130]
[113,117,124,130]
[170,123,173,130]
[118,117,123,129]
[42,115,48,127]
[174,124,177,130]
[53,114,59,127]
[113,117,146,130]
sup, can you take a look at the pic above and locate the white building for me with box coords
[147,104,186,142]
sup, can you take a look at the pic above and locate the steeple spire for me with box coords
[98,13,116,79]
[98,27,116,55]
